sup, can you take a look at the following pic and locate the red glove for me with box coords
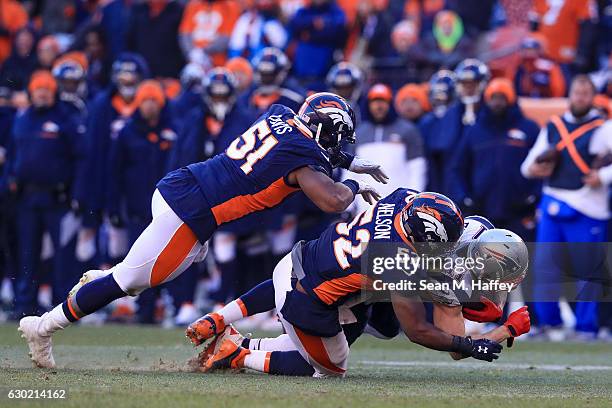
[503,306,531,345]
[462,296,503,323]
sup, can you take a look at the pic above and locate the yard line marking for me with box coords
[357,360,612,371]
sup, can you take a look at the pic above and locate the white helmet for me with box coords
[467,229,528,286]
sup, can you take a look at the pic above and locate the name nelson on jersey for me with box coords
[373,203,395,240]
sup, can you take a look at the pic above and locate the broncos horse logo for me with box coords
[415,208,449,242]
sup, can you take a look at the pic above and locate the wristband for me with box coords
[341,179,359,197]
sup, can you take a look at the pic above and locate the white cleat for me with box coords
[18,315,56,369]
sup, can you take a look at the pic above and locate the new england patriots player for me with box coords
[188,191,506,377]
[189,214,529,377]
[18,92,388,369]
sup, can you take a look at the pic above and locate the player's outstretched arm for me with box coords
[391,292,502,362]
[290,166,381,212]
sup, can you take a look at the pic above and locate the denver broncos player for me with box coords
[18,92,387,369]
[191,191,504,377]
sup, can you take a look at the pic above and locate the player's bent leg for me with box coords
[271,255,349,377]
[186,279,277,345]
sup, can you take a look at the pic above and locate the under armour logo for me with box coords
[478,346,488,353]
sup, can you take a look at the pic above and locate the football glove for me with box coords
[357,182,381,205]
[349,157,389,184]
[452,335,503,362]
[462,296,503,323]
[503,305,531,347]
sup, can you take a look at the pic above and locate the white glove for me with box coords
[357,182,381,205]
[349,157,389,184]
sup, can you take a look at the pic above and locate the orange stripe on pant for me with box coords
[211,177,299,225]
[150,223,198,287]
[293,326,346,375]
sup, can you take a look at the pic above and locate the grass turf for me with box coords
[0,323,611,407]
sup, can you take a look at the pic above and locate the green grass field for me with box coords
[0,323,611,408]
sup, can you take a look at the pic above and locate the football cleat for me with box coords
[185,312,226,346]
[191,324,245,371]
[68,269,111,298]
[203,338,250,372]
[18,315,55,369]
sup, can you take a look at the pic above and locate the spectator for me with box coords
[225,56,254,93]
[239,47,305,115]
[95,0,131,60]
[229,0,288,62]
[179,0,241,67]
[403,0,445,37]
[4,71,85,317]
[0,0,28,64]
[514,36,566,98]
[411,11,474,79]
[289,0,346,88]
[348,83,426,214]
[448,78,540,234]
[394,83,430,125]
[36,36,61,70]
[52,53,89,119]
[38,0,80,35]
[521,75,610,340]
[0,27,38,91]
[170,62,206,130]
[126,0,185,78]
[438,58,489,195]
[419,69,456,192]
[107,80,176,323]
[77,25,111,97]
[446,0,496,38]
[530,0,599,75]
[78,53,149,264]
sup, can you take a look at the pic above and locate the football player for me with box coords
[188,191,508,377]
[18,92,388,369]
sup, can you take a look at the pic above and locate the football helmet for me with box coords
[52,60,86,97]
[429,69,456,114]
[467,229,528,285]
[252,47,289,91]
[180,62,206,92]
[399,192,464,249]
[454,58,490,104]
[202,67,237,120]
[326,62,363,102]
[112,53,149,99]
[296,92,357,152]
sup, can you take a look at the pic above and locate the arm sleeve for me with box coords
[520,126,550,178]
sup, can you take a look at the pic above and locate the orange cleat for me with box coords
[185,312,226,346]
[203,338,250,372]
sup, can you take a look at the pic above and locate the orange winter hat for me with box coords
[226,57,253,87]
[28,70,58,94]
[484,78,516,105]
[134,80,165,107]
[367,83,393,102]
[395,83,430,112]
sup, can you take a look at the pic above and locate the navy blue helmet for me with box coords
[429,69,456,105]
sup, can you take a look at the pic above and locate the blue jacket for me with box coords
[239,78,305,116]
[289,2,346,79]
[168,89,203,134]
[447,104,541,221]
[4,103,86,197]
[107,109,176,221]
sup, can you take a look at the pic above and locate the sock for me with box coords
[216,299,247,324]
[268,351,314,376]
[246,334,297,352]
[243,349,271,373]
[38,304,71,336]
[238,279,275,315]
[61,274,127,322]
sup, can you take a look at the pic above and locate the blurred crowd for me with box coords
[0,0,611,340]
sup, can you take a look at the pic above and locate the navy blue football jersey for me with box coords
[298,188,419,306]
